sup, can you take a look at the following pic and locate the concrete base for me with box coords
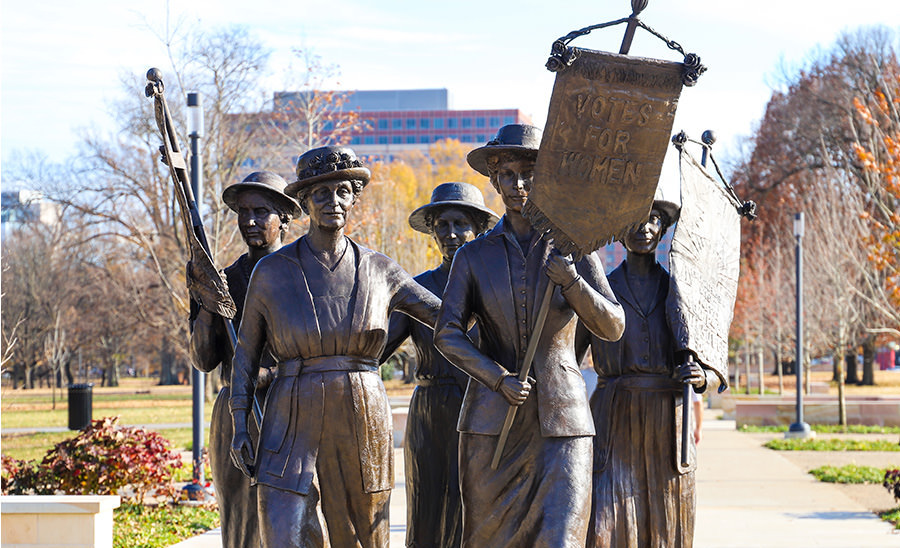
[1,495,120,548]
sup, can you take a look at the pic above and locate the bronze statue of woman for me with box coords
[189,171,300,548]
[383,182,498,548]
[229,146,441,548]
[579,200,714,548]
[434,125,625,548]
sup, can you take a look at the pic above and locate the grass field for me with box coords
[0,376,415,462]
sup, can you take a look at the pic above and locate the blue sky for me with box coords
[2,0,897,181]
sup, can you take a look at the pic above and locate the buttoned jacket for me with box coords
[434,218,625,437]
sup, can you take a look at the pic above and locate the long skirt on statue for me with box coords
[209,385,261,548]
[458,393,592,548]
[587,380,696,548]
[404,381,464,548]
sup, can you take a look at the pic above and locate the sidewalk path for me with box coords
[694,416,896,547]
[171,416,897,546]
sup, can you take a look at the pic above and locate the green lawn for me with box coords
[1,406,212,430]
[765,438,900,451]
[2,427,209,462]
[114,503,219,548]
[740,424,900,434]
[809,464,890,483]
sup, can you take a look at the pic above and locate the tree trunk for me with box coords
[861,337,876,386]
[834,349,847,426]
[744,346,751,395]
[105,360,120,388]
[64,358,74,385]
[159,340,178,386]
[845,351,859,384]
[24,362,34,390]
[757,346,765,395]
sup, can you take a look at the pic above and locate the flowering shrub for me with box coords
[1,417,183,503]
[884,469,900,502]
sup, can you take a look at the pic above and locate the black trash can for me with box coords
[68,383,93,430]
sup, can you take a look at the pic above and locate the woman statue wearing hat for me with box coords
[433,125,625,547]
[578,200,714,548]
[229,146,442,548]
[382,182,498,548]
[189,170,300,548]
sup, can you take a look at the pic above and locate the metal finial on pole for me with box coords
[619,0,649,54]
[701,130,716,167]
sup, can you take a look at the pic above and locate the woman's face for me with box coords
[431,207,477,263]
[623,207,665,255]
[492,156,535,215]
[306,179,355,232]
[234,190,283,249]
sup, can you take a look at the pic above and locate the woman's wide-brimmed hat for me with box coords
[652,199,681,227]
[408,182,500,235]
[222,171,301,218]
[466,124,543,176]
[285,145,371,198]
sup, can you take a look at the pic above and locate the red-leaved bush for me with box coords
[1,417,183,503]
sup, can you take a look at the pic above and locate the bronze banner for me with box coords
[527,49,684,258]
[666,149,740,386]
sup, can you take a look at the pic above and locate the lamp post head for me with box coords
[793,212,804,238]
[187,92,203,138]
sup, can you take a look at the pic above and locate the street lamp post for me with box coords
[187,92,207,488]
[787,212,814,439]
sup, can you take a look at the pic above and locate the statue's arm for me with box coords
[433,251,507,391]
[561,253,625,342]
[390,269,442,330]
[229,278,267,428]
[189,308,227,373]
[381,311,411,364]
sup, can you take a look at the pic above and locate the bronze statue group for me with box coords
[189,124,715,548]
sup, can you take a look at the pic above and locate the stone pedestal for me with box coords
[1,495,120,548]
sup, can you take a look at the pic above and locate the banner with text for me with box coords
[527,49,684,258]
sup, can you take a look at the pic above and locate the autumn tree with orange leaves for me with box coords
[851,76,900,332]
[729,26,899,387]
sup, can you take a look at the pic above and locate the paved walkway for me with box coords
[170,412,898,547]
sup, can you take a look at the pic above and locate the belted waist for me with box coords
[596,374,681,392]
[278,355,379,377]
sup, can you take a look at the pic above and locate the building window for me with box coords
[351,136,361,145]
[476,117,486,128]
[434,118,444,129]
[406,135,416,144]
[477,135,487,142]
[365,136,375,144]
[393,118,402,129]
[448,118,458,129]
[323,120,334,131]
[392,135,402,144]
[378,119,388,130]
[504,116,515,124]
[406,119,416,129]
[420,135,429,144]
[434,135,443,142]
[462,118,472,128]
[490,116,500,127]
[461,135,473,142]
[378,136,388,144]
[420,118,430,129]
